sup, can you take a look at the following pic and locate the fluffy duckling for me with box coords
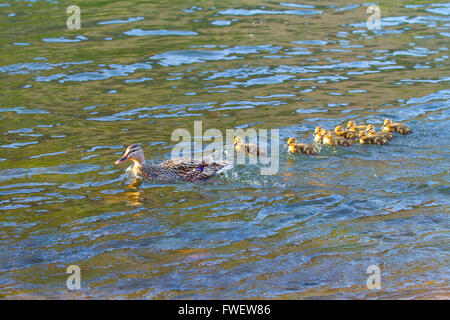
[347,120,369,132]
[382,118,411,135]
[314,128,326,143]
[366,124,394,141]
[234,136,266,157]
[313,126,324,143]
[359,131,388,145]
[286,137,318,155]
[347,121,371,134]
[335,125,359,141]
[322,130,352,146]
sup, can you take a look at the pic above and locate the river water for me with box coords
[0,0,449,299]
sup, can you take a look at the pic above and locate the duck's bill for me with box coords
[115,155,128,164]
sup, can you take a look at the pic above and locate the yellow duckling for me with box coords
[322,130,352,146]
[314,127,338,142]
[366,124,394,141]
[286,137,318,155]
[313,126,324,143]
[234,136,266,157]
[359,131,388,145]
[314,128,325,143]
[335,125,359,141]
[382,118,411,135]
[347,120,369,132]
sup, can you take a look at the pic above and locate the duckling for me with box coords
[366,124,394,141]
[314,128,325,143]
[382,118,411,135]
[334,125,359,141]
[234,136,266,157]
[346,120,369,132]
[286,137,318,155]
[115,143,233,182]
[359,131,388,145]
[322,130,352,146]
[313,126,324,143]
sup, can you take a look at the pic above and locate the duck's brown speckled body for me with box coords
[116,144,233,182]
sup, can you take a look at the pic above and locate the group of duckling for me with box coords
[116,118,411,182]
[286,118,411,155]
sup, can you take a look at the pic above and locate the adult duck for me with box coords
[115,144,233,182]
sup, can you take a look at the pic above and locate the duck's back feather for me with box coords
[154,158,233,182]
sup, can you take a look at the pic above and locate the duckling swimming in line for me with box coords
[335,125,359,141]
[234,136,266,157]
[366,124,394,141]
[347,121,369,132]
[115,144,233,182]
[322,130,352,146]
[382,118,411,135]
[313,126,324,143]
[286,137,318,155]
[359,131,388,145]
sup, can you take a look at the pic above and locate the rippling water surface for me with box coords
[0,0,449,299]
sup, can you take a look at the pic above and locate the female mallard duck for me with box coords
[322,130,352,146]
[286,137,318,155]
[234,136,266,157]
[334,125,359,141]
[359,131,388,145]
[382,118,411,135]
[115,143,233,182]
[366,124,394,141]
[347,121,368,132]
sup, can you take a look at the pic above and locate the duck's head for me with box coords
[286,137,297,147]
[335,125,344,135]
[314,126,323,136]
[115,143,145,165]
[234,136,243,148]
[347,121,357,131]
[383,118,392,127]
[366,125,376,136]
[318,129,328,138]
